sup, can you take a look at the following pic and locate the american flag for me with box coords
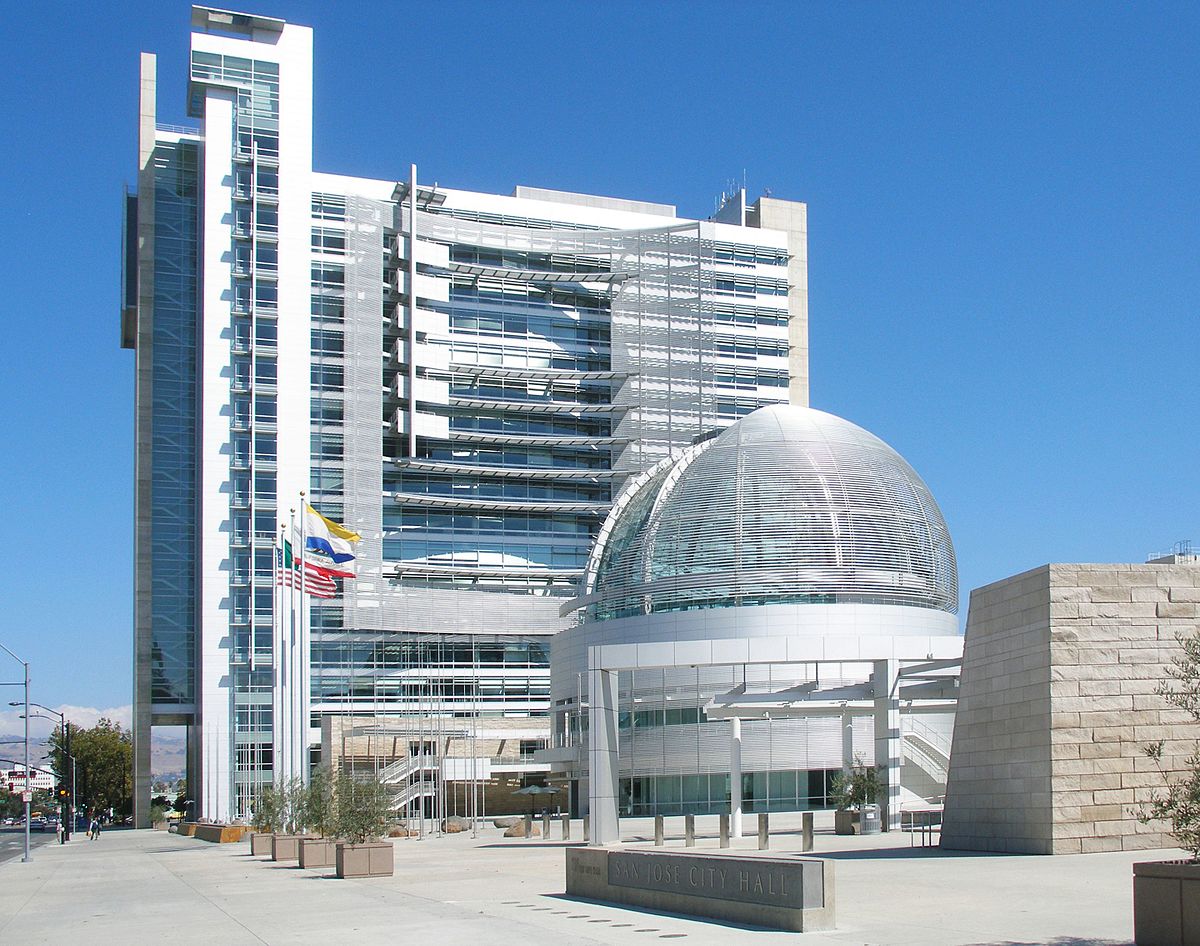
[276,544,338,599]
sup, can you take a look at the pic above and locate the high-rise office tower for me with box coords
[123,6,809,824]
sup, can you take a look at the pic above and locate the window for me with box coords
[312,227,346,254]
[311,364,343,391]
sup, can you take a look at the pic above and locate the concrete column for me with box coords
[873,659,901,831]
[841,708,855,772]
[758,813,769,850]
[684,814,695,847]
[561,814,571,841]
[523,813,532,839]
[730,716,743,839]
[802,811,814,852]
[587,664,620,845]
[654,815,664,846]
[719,814,730,848]
[542,811,550,840]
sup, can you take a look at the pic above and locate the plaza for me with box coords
[0,815,1178,945]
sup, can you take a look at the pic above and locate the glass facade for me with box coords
[149,139,200,705]
[620,769,842,817]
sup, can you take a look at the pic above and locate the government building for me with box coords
[122,6,810,824]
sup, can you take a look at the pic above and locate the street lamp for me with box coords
[0,642,31,863]
[13,704,73,841]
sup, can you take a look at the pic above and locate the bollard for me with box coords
[654,814,664,846]
[684,814,695,847]
[523,813,532,839]
[758,812,769,850]
[542,812,551,840]
[719,813,730,848]
[561,814,571,841]
[583,815,589,842]
[802,811,814,852]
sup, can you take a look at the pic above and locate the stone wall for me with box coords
[942,562,1199,854]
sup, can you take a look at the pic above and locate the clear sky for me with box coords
[1,1,1196,720]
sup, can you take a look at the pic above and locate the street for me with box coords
[0,825,54,865]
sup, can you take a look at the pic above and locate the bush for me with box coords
[1135,629,1200,861]
[829,755,882,811]
[149,803,168,824]
[333,771,395,845]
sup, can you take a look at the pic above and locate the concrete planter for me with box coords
[336,841,394,879]
[1133,860,1200,946]
[271,834,312,862]
[179,822,199,837]
[834,810,860,835]
[299,838,337,869]
[250,832,273,856]
[195,824,247,844]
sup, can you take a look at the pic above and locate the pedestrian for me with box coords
[94,816,102,839]
[88,814,98,840]
[56,820,64,845]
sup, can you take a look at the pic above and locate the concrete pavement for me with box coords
[0,813,1179,945]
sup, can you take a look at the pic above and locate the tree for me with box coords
[173,778,189,814]
[300,767,336,838]
[829,754,882,811]
[48,718,133,817]
[333,771,394,845]
[1135,629,1200,861]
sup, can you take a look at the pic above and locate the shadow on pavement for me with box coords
[801,845,1015,860]
[960,939,1130,946]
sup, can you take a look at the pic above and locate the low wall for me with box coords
[565,847,834,932]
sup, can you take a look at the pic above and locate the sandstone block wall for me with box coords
[942,562,1199,854]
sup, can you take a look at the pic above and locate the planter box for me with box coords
[1133,860,1200,946]
[179,822,198,838]
[336,841,394,879]
[195,824,247,844]
[834,810,861,835]
[299,838,336,869]
[271,834,313,862]
[250,832,273,856]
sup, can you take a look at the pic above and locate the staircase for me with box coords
[377,753,440,808]
[901,717,952,787]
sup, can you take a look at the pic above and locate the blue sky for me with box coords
[0,1,1196,716]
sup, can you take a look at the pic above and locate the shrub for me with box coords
[1135,629,1200,861]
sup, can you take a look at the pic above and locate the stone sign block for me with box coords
[566,847,834,932]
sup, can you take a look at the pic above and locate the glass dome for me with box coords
[583,404,958,620]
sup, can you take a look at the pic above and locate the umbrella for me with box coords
[513,784,560,815]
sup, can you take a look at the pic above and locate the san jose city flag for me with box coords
[303,504,360,577]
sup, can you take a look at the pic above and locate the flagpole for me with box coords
[273,528,284,789]
[288,509,298,785]
[299,491,310,785]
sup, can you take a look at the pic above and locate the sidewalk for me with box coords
[0,816,1172,945]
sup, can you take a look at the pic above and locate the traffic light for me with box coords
[56,785,68,801]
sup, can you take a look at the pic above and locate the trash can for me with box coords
[859,804,882,835]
